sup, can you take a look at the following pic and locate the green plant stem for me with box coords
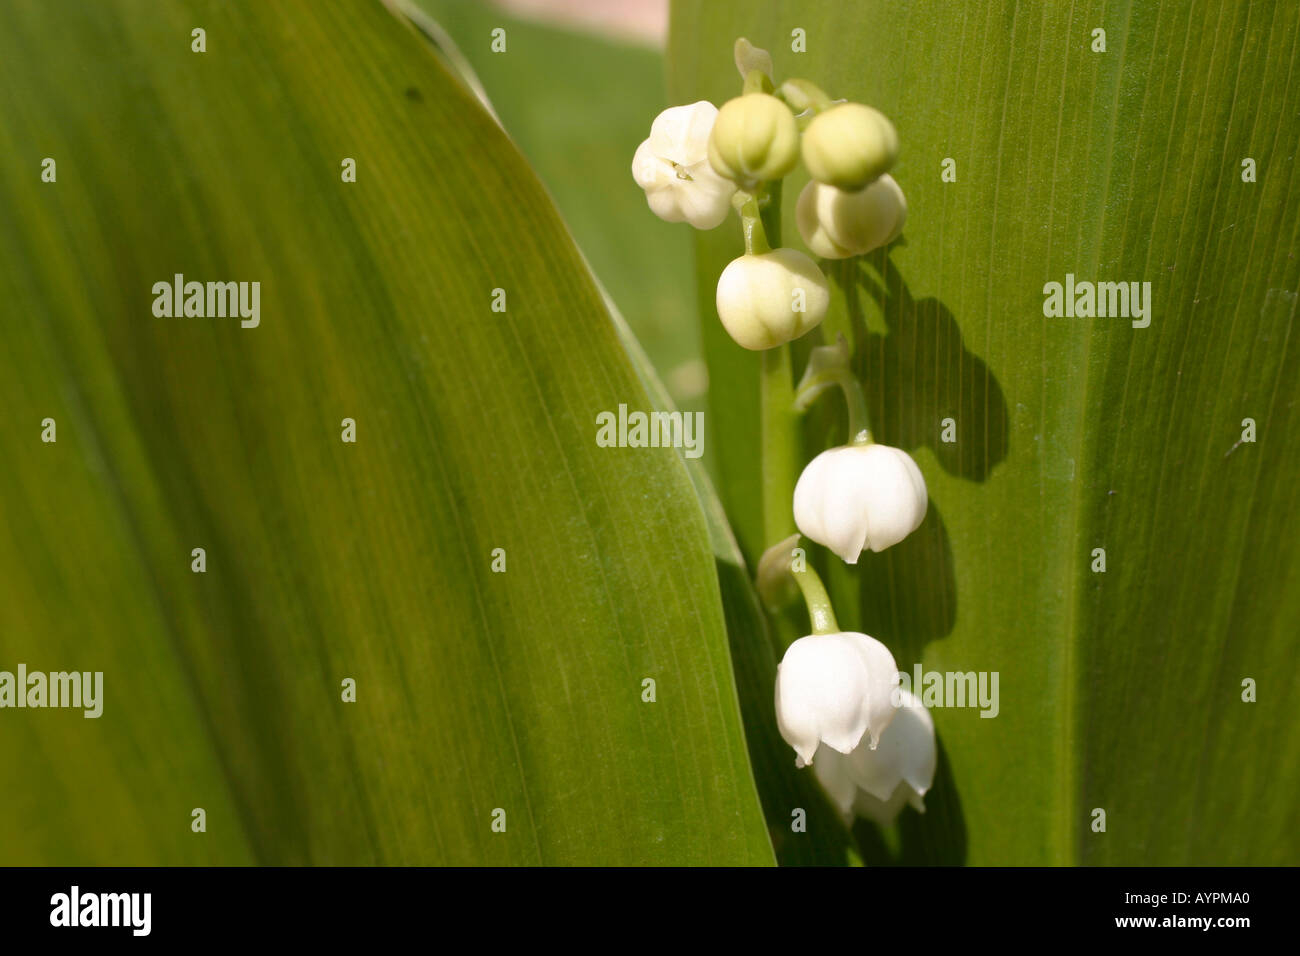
[777,78,834,113]
[841,375,872,445]
[743,68,773,95]
[760,179,782,251]
[758,177,797,547]
[792,342,873,445]
[761,345,799,545]
[791,562,840,635]
[752,173,804,652]
[735,192,771,255]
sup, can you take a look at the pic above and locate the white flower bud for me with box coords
[707,93,800,187]
[632,101,736,229]
[715,248,829,350]
[801,103,899,191]
[796,174,907,259]
[774,631,900,766]
[793,443,927,562]
[810,689,936,827]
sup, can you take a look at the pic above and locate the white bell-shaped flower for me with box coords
[809,689,936,827]
[796,174,907,259]
[715,248,829,350]
[793,442,927,562]
[774,631,900,766]
[632,101,736,229]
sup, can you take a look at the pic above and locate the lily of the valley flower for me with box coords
[794,442,927,562]
[632,101,736,229]
[715,247,829,350]
[774,630,900,765]
[810,688,936,827]
[796,174,907,259]
[801,102,899,191]
[707,92,800,188]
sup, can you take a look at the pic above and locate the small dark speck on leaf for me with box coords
[405,86,423,102]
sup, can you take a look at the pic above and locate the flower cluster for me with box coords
[631,44,908,354]
[632,40,934,830]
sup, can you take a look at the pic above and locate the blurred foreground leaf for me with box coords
[0,0,771,865]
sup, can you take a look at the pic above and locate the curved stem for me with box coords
[792,562,839,635]
[778,78,834,113]
[842,375,872,445]
[793,344,874,445]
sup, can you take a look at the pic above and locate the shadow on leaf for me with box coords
[835,251,1009,483]
[815,246,998,866]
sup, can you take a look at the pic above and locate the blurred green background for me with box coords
[418,0,709,432]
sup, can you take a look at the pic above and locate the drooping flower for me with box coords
[707,92,800,187]
[796,174,907,259]
[809,689,936,827]
[715,248,829,350]
[774,631,900,765]
[631,101,736,229]
[801,102,899,191]
[793,442,927,562]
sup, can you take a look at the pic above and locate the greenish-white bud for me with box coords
[801,103,898,191]
[707,93,800,186]
[796,174,907,259]
[715,248,829,350]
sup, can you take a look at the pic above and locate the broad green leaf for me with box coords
[670,0,1300,864]
[0,0,771,865]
